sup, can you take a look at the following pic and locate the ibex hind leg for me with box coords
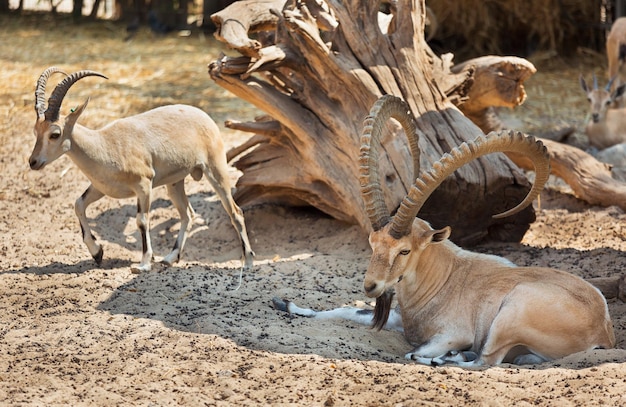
[132,184,154,273]
[424,349,544,367]
[75,185,105,264]
[204,167,254,270]
[162,181,193,266]
[405,335,479,366]
[272,298,404,332]
[429,350,480,366]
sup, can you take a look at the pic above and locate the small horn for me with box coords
[44,70,108,122]
[360,95,421,231]
[389,130,551,238]
[35,67,68,119]
[593,73,598,90]
[606,76,616,92]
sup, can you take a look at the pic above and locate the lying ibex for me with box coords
[29,67,255,272]
[274,95,615,366]
[580,74,626,149]
[606,17,626,90]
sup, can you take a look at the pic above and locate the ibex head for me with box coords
[359,95,551,329]
[580,73,625,123]
[363,217,451,300]
[29,67,107,170]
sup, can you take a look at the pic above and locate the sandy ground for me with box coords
[1,13,626,407]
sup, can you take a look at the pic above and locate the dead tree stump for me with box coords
[208,0,540,245]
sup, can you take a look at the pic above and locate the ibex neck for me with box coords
[586,110,626,149]
[396,241,459,311]
[65,123,108,169]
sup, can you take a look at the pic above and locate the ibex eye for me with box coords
[399,249,410,255]
[50,132,61,140]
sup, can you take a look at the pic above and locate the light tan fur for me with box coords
[358,96,614,366]
[580,75,626,149]
[364,218,615,366]
[30,72,254,272]
[606,17,626,89]
[274,95,615,367]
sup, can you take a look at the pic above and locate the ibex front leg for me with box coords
[133,183,154,273]
[75,185,105,264]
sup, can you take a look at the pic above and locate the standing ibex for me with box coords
[29,67,255,272]
[274,95,615,366]
[606,17,626,90]
[580,74,626,149]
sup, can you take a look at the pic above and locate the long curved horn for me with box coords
[389,130,551,238]
[35,67,68,119]
[360,95,421,231]
[44,70,108,122]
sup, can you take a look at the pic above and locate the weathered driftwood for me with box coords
[210,0,285,57]
[208,0,541,245]
[453,55,537,134]
[456,58,626,210]
[506,139,626,212]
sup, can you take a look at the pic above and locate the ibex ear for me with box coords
[64,98,89,134]
[423,226,451,244]
[579,75,588,93]
[613,84,626,100]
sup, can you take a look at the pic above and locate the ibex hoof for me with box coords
[272,297,290,313]
[161,252,180,266]
[131,263,151,274]
[243,252,255,271]
[430,358,444,366]
[93,246,104,265]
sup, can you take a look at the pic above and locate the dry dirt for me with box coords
[1,13,625,406]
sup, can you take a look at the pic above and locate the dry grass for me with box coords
[430,0,604,58]
[0,12,260,135]
[493,46,609,150]
[0,10,608,142]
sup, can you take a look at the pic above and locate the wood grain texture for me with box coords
[209,0,538,245]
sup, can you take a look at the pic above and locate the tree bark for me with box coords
[208,0,538,245]
[88,0,101,19]
[506,139,626,211]
[452,55,537,133]
[463,64,626,211]
[72,0,84,22]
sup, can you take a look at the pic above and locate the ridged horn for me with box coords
[35,67,68,119]
[44,70,108,122]
[360,95,421,231]
[389,130,551,239]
